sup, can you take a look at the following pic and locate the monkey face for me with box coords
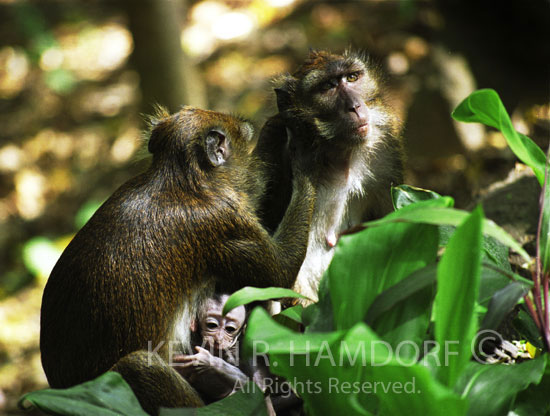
[276,50,394,149]
[198,296,246,357]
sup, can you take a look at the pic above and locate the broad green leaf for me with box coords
[246,309,467,416]
[223,287,309,315]
[366,265,437,361]
[391,184,444,210]
[452,89,546,185]
[273,305,303,331]
[243,308,345,357]
[478,265,510,308]
[435,206,483,387]
[275,304,303,323]
[366,204,529,261]
[374,364,467,416]
[513,307,545,350]
[19,372,148,416]
[455,355,547,416]
[160,381,268,416]
[303,274,335,333]
[371,285,434,363]
[365,264,438,325]
[539,147,550,273]
[481,281,532,331]
[481,235,511,271]
[244,308,374,415]
[328,221,438,331]
[511,357,550,416]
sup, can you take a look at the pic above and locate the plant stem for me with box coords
[524,293,542,331]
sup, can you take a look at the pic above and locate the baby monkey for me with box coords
[174,295,300,415]
[173,295,249,402]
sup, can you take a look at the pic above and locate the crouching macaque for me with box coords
[173,294,301,415]
[40,107,315,415]
[256,50,404,303]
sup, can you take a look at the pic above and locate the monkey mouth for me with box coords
[357,123,369,136]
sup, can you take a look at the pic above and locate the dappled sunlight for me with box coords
[0,47,29,99]
[14,169,46,220]
[52,22,133,81]
[182,0,302,58]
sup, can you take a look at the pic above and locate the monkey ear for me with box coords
[205,130,230,167]
[275,87,292,113]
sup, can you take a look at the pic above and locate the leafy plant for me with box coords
[453,88,550,350]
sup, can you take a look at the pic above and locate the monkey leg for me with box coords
[111,350,204,416]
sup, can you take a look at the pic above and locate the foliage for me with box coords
[19,372,148,416]
[451,89,546,186]
[453,89,550,350]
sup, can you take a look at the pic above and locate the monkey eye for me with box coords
[346,72,360,82]
[225,325,237,333]
[206,321,219,330]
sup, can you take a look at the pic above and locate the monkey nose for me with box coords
[350,103,369,125]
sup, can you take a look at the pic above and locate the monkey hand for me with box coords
[172,346,226,379]
[173,347,249,401]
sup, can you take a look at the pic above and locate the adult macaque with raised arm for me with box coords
[256,50,404,303]
[40,107,315,415]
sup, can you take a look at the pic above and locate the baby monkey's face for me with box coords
[199,295,246,354]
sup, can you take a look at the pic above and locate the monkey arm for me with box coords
[173,347,248,401]
[254,115,294,233]
[213,171,315,292]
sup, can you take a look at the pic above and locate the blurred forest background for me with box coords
[0,0,548,413]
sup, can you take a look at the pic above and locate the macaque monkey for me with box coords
[173,294,301,415]
[256,50,404,303]
[40,107,315,415]
[173,294,275,414]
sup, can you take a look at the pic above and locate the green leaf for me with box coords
[539,147,550,273]
[452,89,546,185]
[160,381,268,416]
[481,281,532,331]
[222,287,309,315]
[365,264,437,325]
[435,206,483,387]
[244,308,363,415]
[513,307,545,350]
[511,357,550,416]
[366,264,437,362]
[273,305,303,331]
[366,203,529,261]
[371,285,434,363]
[455,355,547,416]
[481,235,511,271]
[246,309,468,416]
[303,274,335,333]
[391,184,443,210]
[328,221,438,331]
[373,364,467,416]
[19,372,148,416]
